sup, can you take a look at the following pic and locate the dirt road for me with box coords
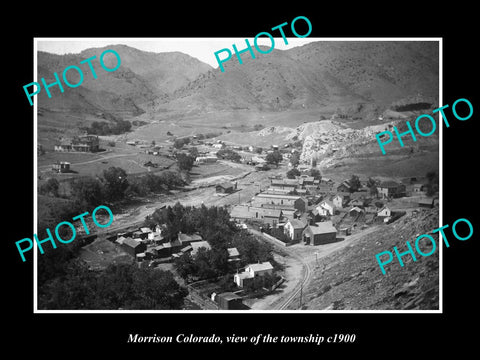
[245,225,380,311]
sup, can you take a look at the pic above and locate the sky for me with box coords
[35,38,320,68]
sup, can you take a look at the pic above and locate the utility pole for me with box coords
[299,283,303,308]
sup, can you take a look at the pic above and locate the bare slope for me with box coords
[161,41,439,116]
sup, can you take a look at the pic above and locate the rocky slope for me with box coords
[289,207,440,310]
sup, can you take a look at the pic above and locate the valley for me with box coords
[35,39,440,311]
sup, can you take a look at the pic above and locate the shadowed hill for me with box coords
[160,41,439,116]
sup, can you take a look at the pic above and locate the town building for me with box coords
[418,198,434,208]
[316,200,335,216]
[234,261,274,288]
[121,238,147,257]
[52,161,70,173]
[302,221,337,245]
[332,194,344,209]
[227,247,241,262]
[337,181,352,193]
[54,135,100,153]
[195,156,218,164]
[377,206,392,218]
[216,182,237,194]
[230,205,283,227]
[377,181,406,199]
[215,292,244,310]
[178,232,203,245]
[254,193,307,212]
[269,178,299,192]
[284,219,307,242]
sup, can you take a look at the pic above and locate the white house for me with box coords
[332,195,343,209]
[234,261,274,287]
[284,219,306,241]
[377,206,391,217]
[316,200,335,216]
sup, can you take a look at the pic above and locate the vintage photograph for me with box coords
[34,38,440,312]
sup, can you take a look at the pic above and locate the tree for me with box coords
[367,177,379,196]
[286,168,301,179]
[174,137,190,149]
[188,146,199,158]
[425,171,438,196]
[102,167,129,201]
[309,168,321,180]
[71,177,104,207]
[349,174,362,192]
[216,149,241,162]
[39,178,60,197]
[266,150,283,167]
[174,253,198,280]
[289,151,300,167]
[176,153,195,172]
[194,248,217,279]
[39,262,188,310]
[158,171,184,189]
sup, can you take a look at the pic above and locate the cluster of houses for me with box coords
[109,226,242,267]
[230,173,436,246]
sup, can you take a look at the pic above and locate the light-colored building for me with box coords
[316,200,335,216]
[332,194,343,209]
[284,219,307,242]
[377,206,392,217]
[234,261,274,287]
[254,193,307,212]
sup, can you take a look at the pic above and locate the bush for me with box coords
[85,119,131,135]
[216,149,241,162]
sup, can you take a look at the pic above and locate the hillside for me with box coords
[37,45,212,120]
[287,207,440,310]
[160,41,439,117]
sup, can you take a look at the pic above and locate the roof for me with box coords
[170,239,182,247]
[227,247,240,257]
[271,178,299,186]
[255,193,302,200]
[307,221,337,235]
[349,206,364,213]
[140,227,151,233]
[122,238,143,248]
[418,198,434,204]
[191,241,212,255]
[377,206,391,213]
[178,232,203,243]
[248,261,274,272]
[320,200,334,208]
[115,236,127,245]
[217,182,235,190]
[287,219,306,229]
[217,292,242,301]
[379,180,401,188]
[260,208,283,218]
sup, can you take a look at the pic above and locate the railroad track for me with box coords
[247,228,314,311]
[275,250,313,310]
